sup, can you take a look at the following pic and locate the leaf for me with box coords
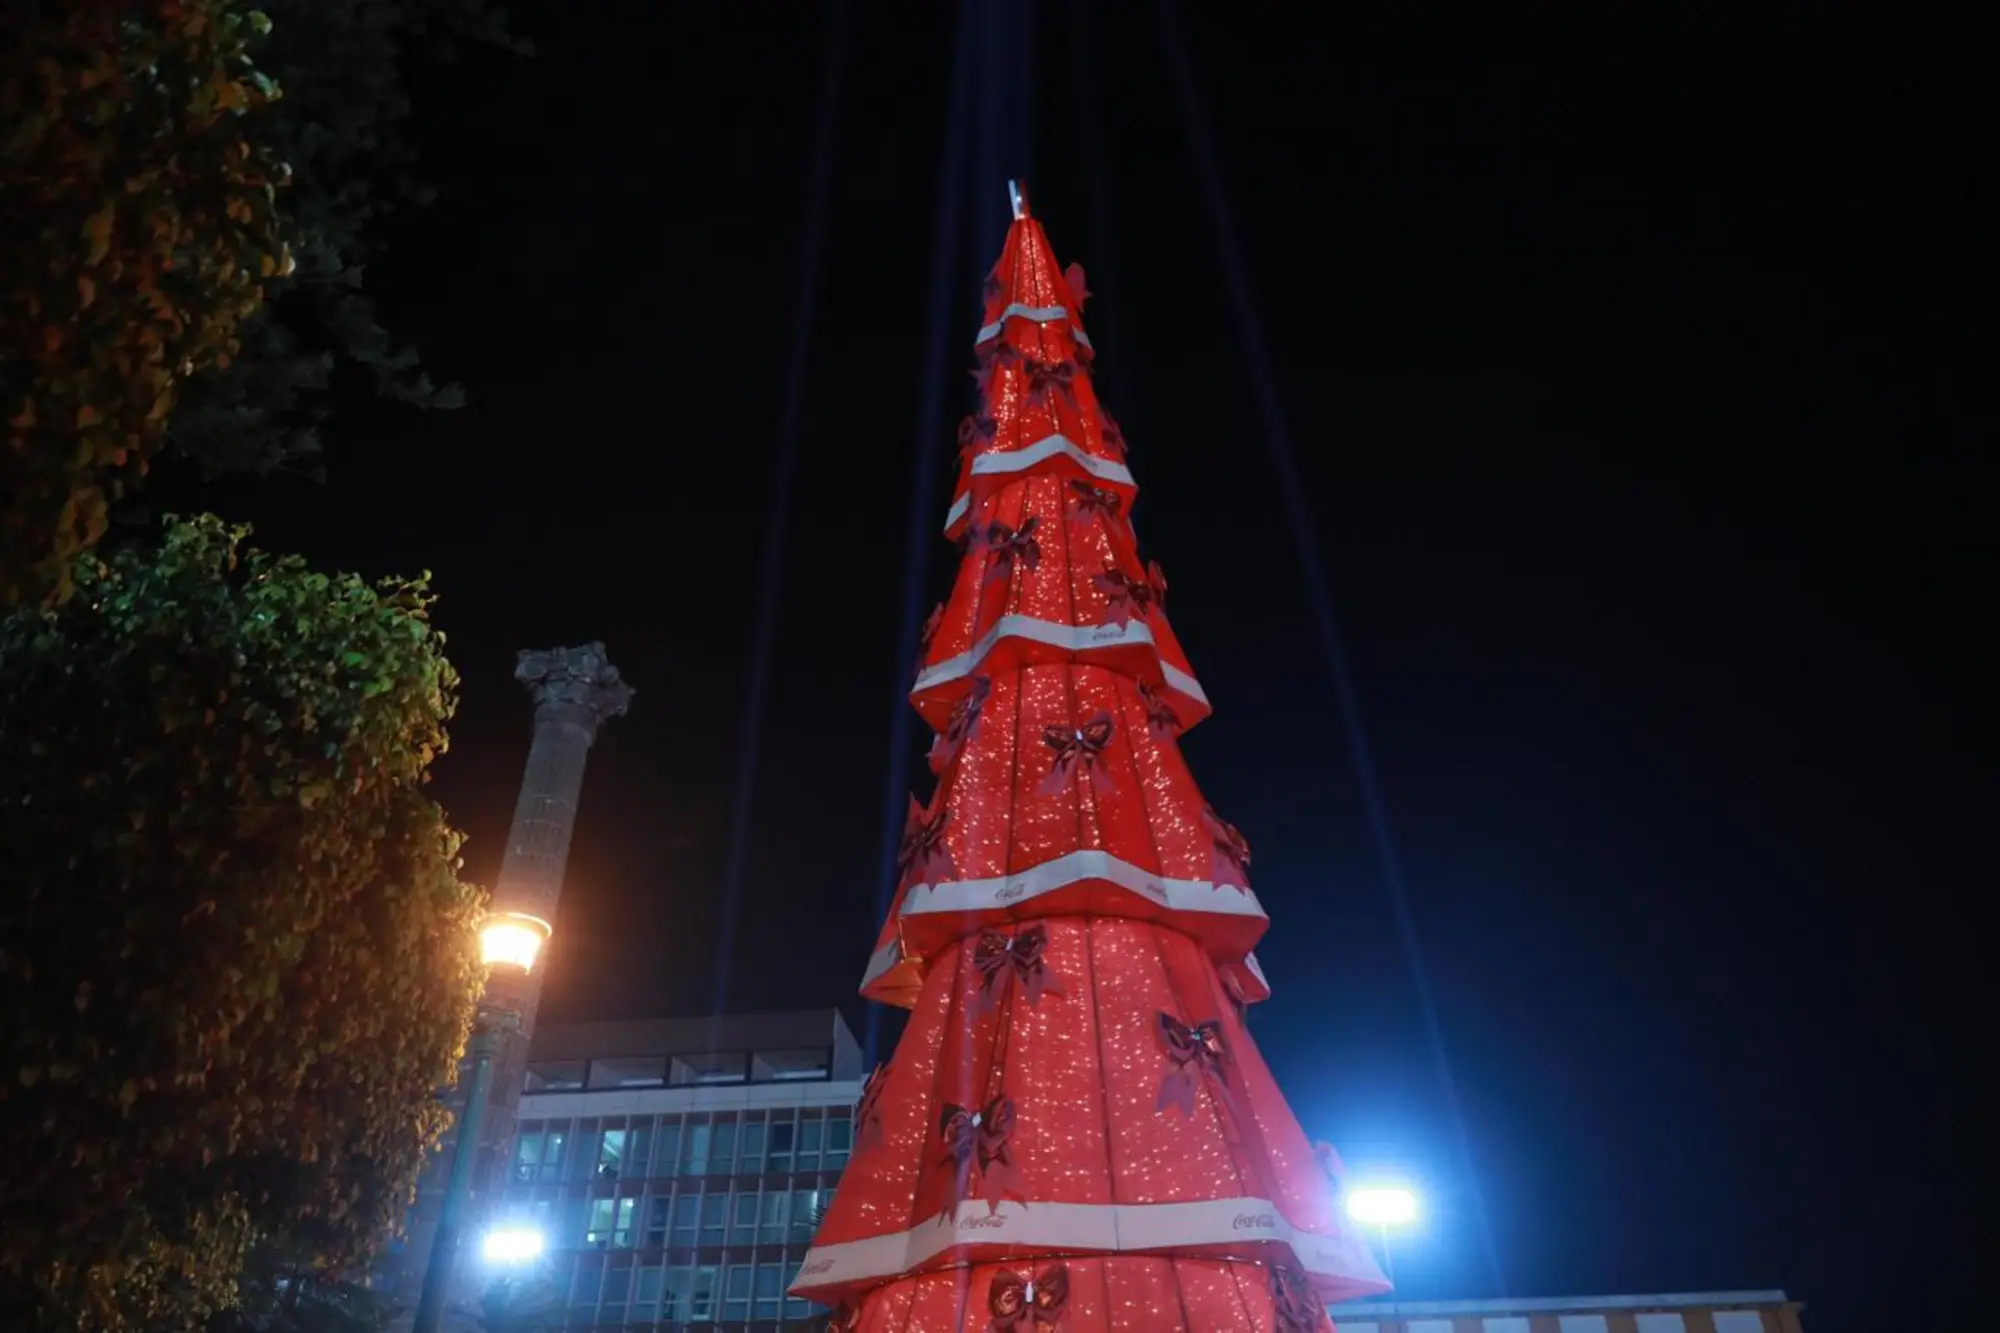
[82,201,116,265]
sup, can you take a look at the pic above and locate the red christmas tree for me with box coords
[792,186,1389,1330]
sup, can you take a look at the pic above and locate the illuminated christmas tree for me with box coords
[793,185,1388,1331]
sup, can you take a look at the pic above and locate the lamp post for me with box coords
[1345,1184,1419,1288]
[410,912,551,1333]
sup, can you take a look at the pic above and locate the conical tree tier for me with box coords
[861,662,1270,1010]
[798,190,1389,1329]
[795,915,1386,1324]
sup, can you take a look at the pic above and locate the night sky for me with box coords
[172,5,1987,1330]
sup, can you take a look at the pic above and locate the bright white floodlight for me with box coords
[480,1227,545,1264]
[1345,1186,1419,1228]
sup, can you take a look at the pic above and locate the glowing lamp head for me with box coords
[480,1227,545,1264]
[479,912,551,975]
[1346,1185,1419,1228]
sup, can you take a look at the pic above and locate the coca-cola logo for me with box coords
[1232,1213,1278,1231]
[800,1260,833,1277]
[995,883,1027,903]
[960,1213,1008,1230]
[1089,623,1124,641]
[1136,879,1166,901]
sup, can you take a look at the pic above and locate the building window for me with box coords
[758,1188,788,1246]
[567,1121,600,1183]
[586,1054,666,1088]
[751,1047,832,1082]
[680,1118,713,1176]
[596,1127,627,1179]
[722,1264,752,1322]
[731,1191,760,1246]
[788,1188,820,1243]
[711,1114,737,1174]
[798,1113,823,1171]
[644,1196,669,1248]
[827,1112,852,1168]
[523,1060,585,1092]
[512,1128,545,1183]
[662,1266,691,1322]
[699,1191,727,1246]
[627,1118,653,1179]
[669,1193,698,1248]
[633,1265,662,1321]
[738,1115,767,1174]
[689,1265,718,1322]
[567,1259,599,1309]
[655,1117,681,1177]
[754,1262,785,1320]
[768,1116,795,1173]
[670,1052,747,1085]
[599,1265,630,1322]
[583,1197,635,1249]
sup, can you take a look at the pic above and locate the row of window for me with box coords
[514,1110,853,1185]
[567,1256,814,1325]
[526,1047,834,1092]
[502,1183,837,1252]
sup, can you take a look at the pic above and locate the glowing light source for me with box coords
[480,1227,545,1264]
[1346,1185,1419,1228]
[478,912,551,974]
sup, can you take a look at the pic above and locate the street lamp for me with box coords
[410,911,551,1333]
[480,1227,546,1265]
[1345,1184,1419,1286]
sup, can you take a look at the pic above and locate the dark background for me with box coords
[179,5,1990,1330]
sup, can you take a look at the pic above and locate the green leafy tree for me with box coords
[0,516,487,1332]
[0,1,292,602]
[1,0,523,601]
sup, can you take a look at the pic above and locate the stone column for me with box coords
[391,645,629,1311]
[477,644,633,1191]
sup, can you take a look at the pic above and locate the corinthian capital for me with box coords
[515,643,634,730]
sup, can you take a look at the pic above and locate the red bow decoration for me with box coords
[937,1095,1024,1220]
[1036,712,1116,797]
[1064,262,1092,312]
[981,516,1042,586]
[1202,804,1252,892]
[855,1064,890,1152]
[1271,1265,1324,1333]
[1100,412,1127,460]
[919,602,945,658]
[1025,357,1077,408]
[958,412,999,461]
[898,796,955,888]
[1145,559,1168,607]
[988,1262,1070,1331]
[972,339,1024,393]
[1091,565,1157,629]
[929,675,992,773]
[972,925,1066,1014]
[1155,1011,1232,1118]
[1067,479,1124,527]
[1136,681,1180,738]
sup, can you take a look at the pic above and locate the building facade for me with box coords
[1329,1292,1805,1333]
[484,1010,863,1331]
[464,1012,1803,1333]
